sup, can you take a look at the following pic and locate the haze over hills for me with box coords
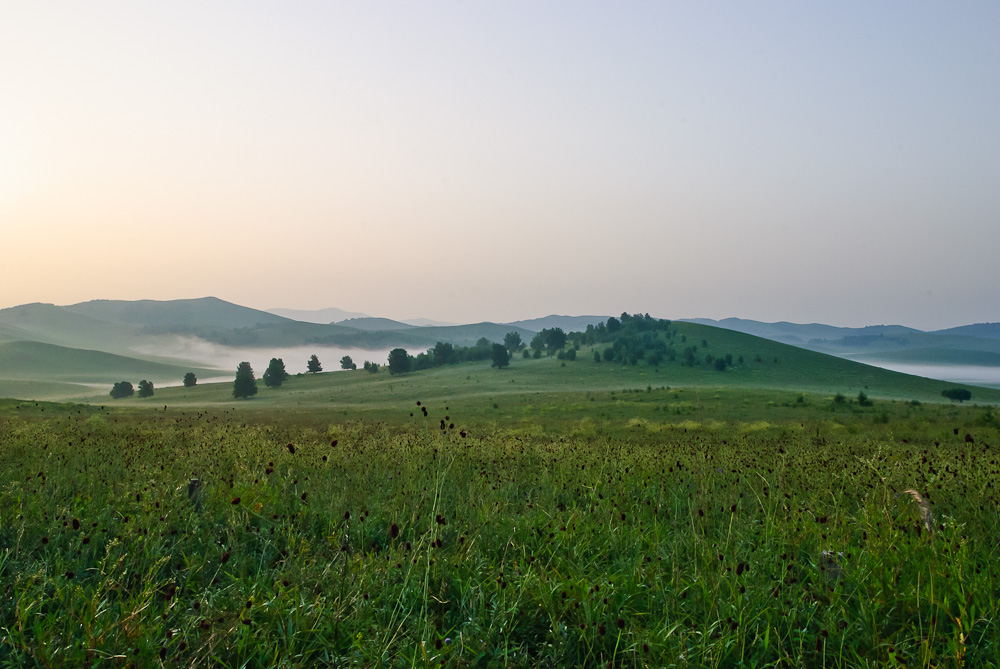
[266,307,369,324]
[1,297,999,401]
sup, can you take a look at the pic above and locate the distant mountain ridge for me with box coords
[2,297,998,373]
[266,306,369,324]
[334,317,415,331]
[68,297,290,329]
[931,323,1000,339]
[1,297,999,401]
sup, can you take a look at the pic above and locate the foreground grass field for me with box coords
[2,385,999,667]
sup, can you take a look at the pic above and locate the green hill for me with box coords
[0,340,221,388]
[0,303,136,351]
[59,320,1000,412]
[64,297,292,330]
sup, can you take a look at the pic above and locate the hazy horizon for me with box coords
[3,3,998,331]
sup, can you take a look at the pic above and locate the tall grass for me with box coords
[0,404,998,666]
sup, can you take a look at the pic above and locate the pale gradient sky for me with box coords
[3,2,998,330]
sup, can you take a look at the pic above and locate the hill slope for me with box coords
[0,340,221,388]
[65,297,291,330]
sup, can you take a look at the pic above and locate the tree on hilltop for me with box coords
[233,362,257,398]
[340,355,356,371]
[183,372,197,387]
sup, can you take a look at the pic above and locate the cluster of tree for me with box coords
[601,330,672,366]
[575,313,681,367]
[109,380,154,399]
[942,388,972,403]
[530,328,567,356]
[576,312,672,348]
[110,381,134,399]
[387,336,517,375]
[408,336,522,372]
[363,360,380,373]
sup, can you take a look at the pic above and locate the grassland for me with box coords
[2,332,1000,667]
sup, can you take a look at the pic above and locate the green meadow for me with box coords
[2,325,1000,667]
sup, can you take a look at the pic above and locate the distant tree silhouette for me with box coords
[183,372,197,387]
[504,331,523,352]
[490,343,510,369]
[388,348,411,375]
[543,328,567,353]
[263,358,289,387]
[942,388,972,403]
[137,379,154,397]
[432,342,455,366]
[339,355,356,371]
[110,381,134,399]
[233,362,257,398]
[307,355,323,373]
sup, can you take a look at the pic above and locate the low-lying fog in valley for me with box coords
[854,361,1000,389]
[132,337,395,387]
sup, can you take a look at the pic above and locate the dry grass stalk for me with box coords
[904,489,933,533]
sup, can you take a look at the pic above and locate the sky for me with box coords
[3,2,999,330]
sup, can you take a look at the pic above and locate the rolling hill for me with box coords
[65,297,292,330]
[51,318,1000,408]
[0,340,222,398]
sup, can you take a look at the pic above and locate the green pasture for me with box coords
[1,395,999,667]
[3,322,1000,666]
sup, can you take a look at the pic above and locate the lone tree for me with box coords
[491,343,510,369]
[340,355,357,371]
[263,358,289,388]
[233,362,257,399]
[387,348,411,376]
[942,388,972,403]
[137,379,154,398]
[110,381,134,399]
[183,372,197,387]
[307,355,323,373]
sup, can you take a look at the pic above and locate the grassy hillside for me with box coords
[689,317,1000,367]
[0,303,138,351]
[64,297,291,329]
[0,341,221,388]
[65,322,1000,424]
